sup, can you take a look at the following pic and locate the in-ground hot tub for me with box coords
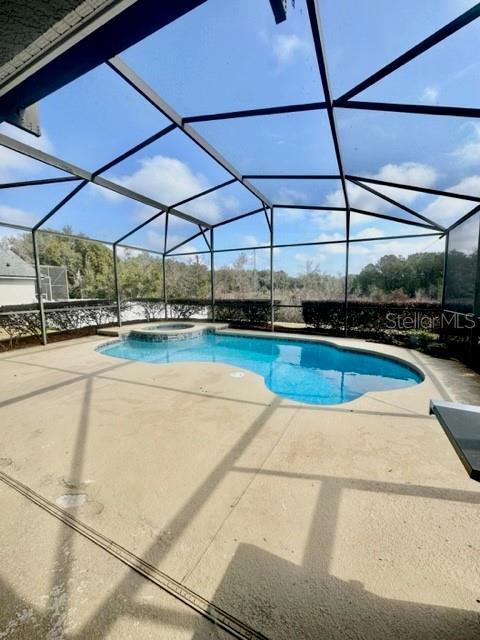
[141,323,194,331]
[128,322,205,342]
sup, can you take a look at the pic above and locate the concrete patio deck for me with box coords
[0,329,479,639]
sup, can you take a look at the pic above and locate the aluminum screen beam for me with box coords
[31,229,47,345]
[210,228,215,322]
[274,204,344,211]
[113,178,234,246]
[0,132,210,228]
[306,0,350,213]
[348,178,445,231]
[172,178,236,209]
[337,3,480,103]
[243,174,340,180]
[346,175,480,203]
[269,207,274,330]
[306,0,352,332]
[198,226,211,251]
[166,228,208,255]
[336,100,480,119]
[33,180,89,231]
[107,56,272,208]
[168,231,441,257]
[114,212,165,246]
[351,207,441,231]
[116,243,163,257]
[93,123,177,176]
[447,203,480,233]
[0,1,208,124]
[113,244,122,327]
[0,220,32,232]
[183,101,326,123]
[0,176,80,190]
[212,207,266,228]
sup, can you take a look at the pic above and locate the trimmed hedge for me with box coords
[301,300,443,336]
[302,300,346,333]
[214,299,272,325]
[167,299,210,320]
[300,299,480,337]
[346,300,443,337]
[0,299,115,313]
[0,299,118,348]
[122,298,164,322]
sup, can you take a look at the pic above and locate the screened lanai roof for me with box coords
[0,0,480,257]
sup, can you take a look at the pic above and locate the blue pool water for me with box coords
[98,333,423,405]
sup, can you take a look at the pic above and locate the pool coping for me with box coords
[97,321,229,339]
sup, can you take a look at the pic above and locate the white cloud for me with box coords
[348,236,444,273]
[294,251,327,270]
[168,232,202,252]
[316,231,344,243]
[446,174,480,198]
[448,216,478,253]
[451,122,480,167]
[275,207,306,222]
[326,162,438,213]
[242,234,262,247]
[144,229,201,254]
[108,155,236,224]
[0,123,53,182]
[272,34,310,64]
[351,226,385,239]
[420,177,480,225]
[172,243,201,255]
[0,204,36,227]
[277,208,346,230]
[420,86,439,104]
[315,231,346,254]
[145,230,164,251]
[372,162,438,195]
[314,211,347,230]
[275,185,309,205]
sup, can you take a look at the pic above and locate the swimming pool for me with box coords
[98,332,422,405]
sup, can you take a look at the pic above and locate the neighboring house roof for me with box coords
[0,247,35,279]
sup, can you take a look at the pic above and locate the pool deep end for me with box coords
[97,332,423,405]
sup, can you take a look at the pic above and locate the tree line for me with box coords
[2,227,458,303]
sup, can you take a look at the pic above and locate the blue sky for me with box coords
[0,0,478,275]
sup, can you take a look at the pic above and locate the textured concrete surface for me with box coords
[0,482,228,640]
[0,329,479,638]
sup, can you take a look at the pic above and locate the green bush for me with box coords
[168,299,210,319]
[301,300,346,332]
[214,299,272,325]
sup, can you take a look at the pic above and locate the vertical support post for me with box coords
[270,207,274,331]
[474,224,480,317]
[32,229,47,345]
[344,209,350,337]
[473,225,480,357]
[210,227,215,322]
[441,231,449,310]
[112,244,122,327]
[162,254,168,320]
[163,212,169,320]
